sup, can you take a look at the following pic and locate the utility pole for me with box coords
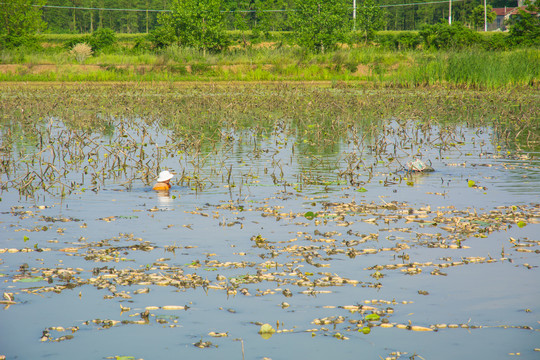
[146,0,149,34]
[353,0,357,30]
[90,0,94,32]
[484,0,488,31]
[448,0,452,24]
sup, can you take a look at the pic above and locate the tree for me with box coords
[231,0,252,46]
[255,0,293,33]
[469,4,496,31]
[507,0,540,46]
[0,0,47,48]
[291,0,350,52]
[42,0,72,33]
[159,0,230,52]
[356,0,384,42]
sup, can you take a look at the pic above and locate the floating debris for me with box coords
[406,159,434,173]
[194,339,216,348]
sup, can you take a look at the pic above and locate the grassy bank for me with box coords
[0,33,538,88]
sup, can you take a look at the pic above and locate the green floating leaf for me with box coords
[23,236,29,242]
[468,180,476,187]
[115,357,135,360]
[17,276,44,283]
[259,323,276,334]
[360,327,371,334]
[517,221,527,228]
[365,313,380,321]
[356,187,368,193]
[304,211,317,220]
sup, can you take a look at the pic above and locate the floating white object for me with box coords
[406,159,434,172]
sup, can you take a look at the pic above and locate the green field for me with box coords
[1,31,538,88]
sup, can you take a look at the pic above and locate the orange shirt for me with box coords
[153,182,171,191]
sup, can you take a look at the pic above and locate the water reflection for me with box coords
[2,115,539,201]
[157,191,174,208]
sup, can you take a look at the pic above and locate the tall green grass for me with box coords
[1,43,538,88]
[391,49,539,88]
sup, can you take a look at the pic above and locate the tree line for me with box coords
[28,0,520,34]
[1,0,537,51]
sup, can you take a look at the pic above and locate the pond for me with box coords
[0,84,539,360]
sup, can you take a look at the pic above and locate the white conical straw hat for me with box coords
[157,170,174,182]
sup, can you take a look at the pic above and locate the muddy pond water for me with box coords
[1,85,539,360]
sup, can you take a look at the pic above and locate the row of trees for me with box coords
[33,0,520,33]
[149,0,388,52]
[150,0,537,51]
[43,0,169,34]
[1,0,537,50]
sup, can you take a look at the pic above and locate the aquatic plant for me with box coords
[0,83,538,200]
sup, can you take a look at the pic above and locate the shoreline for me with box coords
[1,80,538,90]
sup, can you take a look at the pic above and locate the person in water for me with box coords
[153,170,174,191]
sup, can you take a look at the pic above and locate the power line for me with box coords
[221,9,292,13]
[35,4,167,12]
[13,1,468,14]
[381,0,466,8]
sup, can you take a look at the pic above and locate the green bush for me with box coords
[148,26,177,49]
[131,37,152,52]
[0,34,41,50]
[419,22,482,50]
[64,28,117,52]
[88,28,117,51]
[377,32,421,50]
[483,33,509,51]
[395,32,422,50]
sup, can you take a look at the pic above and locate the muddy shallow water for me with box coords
[1,86,539,360]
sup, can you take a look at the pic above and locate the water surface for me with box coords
[1,86,539,360]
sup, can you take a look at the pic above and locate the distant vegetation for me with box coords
[2,0,538,50]
[36,0,520,34]
[0,0,538,87]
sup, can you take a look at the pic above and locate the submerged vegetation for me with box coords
[1,83,538,198]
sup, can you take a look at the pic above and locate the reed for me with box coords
[390,48,539,88]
